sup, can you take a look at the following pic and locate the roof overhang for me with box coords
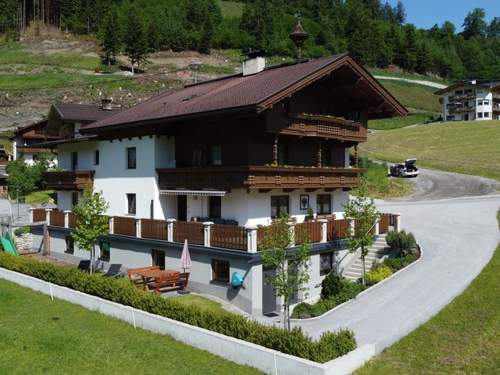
[159,189,227,197]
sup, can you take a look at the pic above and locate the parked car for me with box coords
[389,159,419,178]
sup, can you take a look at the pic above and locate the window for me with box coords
[192,148,203,166]
[478,112,483,118]
[152,249,165,270]
[483,100,489,105]
[65,236,74,254]
[72,192,79,207]
[209,196,221,219]
[94,150,100,165]
[455,90,463,95]
[71,152,78,171]
[99,241,110,261]
[212,259,230,283]
[320,252,334,276]
[126,193,136,215]
[209,145,222,166]
[127,147,136,169]
[271,195,289,219]
[477,99,483,105]
[317,194,331,215]
[484,112,490,118]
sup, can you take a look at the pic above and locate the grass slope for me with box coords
[379,80,441,112]
[369,111,438,130]
[369,67,451,85]
[0,278,260,375]
[361,121,500,181]
[25,190,55,204]
[358,158,414,199]
[357,213,500,374]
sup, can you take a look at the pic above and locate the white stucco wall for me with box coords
[57,136,175,219]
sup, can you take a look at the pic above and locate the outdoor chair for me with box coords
[104,264,123,278]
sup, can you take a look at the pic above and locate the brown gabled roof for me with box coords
[14,120,60,140]
[83,53,407,132]
[52,103,123,122]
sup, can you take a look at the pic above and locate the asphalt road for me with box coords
[293,170,500,353]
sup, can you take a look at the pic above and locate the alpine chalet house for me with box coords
[435,80,500,121]
[11,120,58,165]
[34,52,407,316]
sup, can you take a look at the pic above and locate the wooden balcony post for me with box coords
[64,210,71,228]
[272,135,279,165]
[317,140,322,167]
[318,219,328,243]
[287,221,296,247]
[246,225,258,253]
[395,214,401,232]
[28,208,34,223]
[203,222,214,247]
[45,208,52,223]
[136,219,142,238]
[108,217,114,234]
[166,219,176,242]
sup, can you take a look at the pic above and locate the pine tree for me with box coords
[394,1,406,25]
[198,16,214,54]
[123,8,149,74]
[99,7,120,66]
[462,8,487,39]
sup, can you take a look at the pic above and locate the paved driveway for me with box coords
[294,194,500,352]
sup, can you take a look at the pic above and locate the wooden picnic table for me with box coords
[136,269,179,291]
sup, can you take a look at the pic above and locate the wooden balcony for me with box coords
[43,170,94,191]
[281,114,367,142]
[157,166,361,191]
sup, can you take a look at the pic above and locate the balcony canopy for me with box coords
[159,189,227,197]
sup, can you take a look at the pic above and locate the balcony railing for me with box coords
[32,208,400,253]
[280,114,367,142]
[157,166,361,191]
[42,170,94,191]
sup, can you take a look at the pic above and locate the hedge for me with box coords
[0,253,355,363]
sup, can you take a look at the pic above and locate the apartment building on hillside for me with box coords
[435,80,500,121]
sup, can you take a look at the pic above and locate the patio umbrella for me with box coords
[180,239,192,273]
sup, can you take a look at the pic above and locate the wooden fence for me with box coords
[33,208,46,222]
[211,224,247,251]
[327,219,349,241]
[141,219,168,241]
[295,221,322,245]
[113,216,137,237]
[173,221,204,245]
[49,210,65,227]
[68,213,76,228]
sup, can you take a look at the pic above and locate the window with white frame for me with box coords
[126,193,136,215]
[484,112,490,118]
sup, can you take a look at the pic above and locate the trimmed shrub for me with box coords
[0,253,355,363]
[383,253,419,272]
[320,272,344,299]
[14,227,31,237]
[386,230,417,256]
[365,264,393,286]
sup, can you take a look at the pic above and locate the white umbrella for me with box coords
[180,239,192,273]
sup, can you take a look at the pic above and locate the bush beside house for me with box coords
[0,252,355,363]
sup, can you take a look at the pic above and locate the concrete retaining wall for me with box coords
[0,267,374,375]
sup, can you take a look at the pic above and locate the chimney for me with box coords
[242,49,266,76]
[101,97,113,110]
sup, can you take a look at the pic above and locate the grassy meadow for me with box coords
[0,279,261,375]
[361,120,500,181]
[369,111,438,130]
[378,79,441,112]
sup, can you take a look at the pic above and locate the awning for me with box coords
[159,189,226,197]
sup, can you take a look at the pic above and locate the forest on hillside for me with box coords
[0,0,499,80]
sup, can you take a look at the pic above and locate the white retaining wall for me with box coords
[0,267,375,375]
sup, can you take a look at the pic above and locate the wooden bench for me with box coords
[154,272,190,294]
[127,266,160,288]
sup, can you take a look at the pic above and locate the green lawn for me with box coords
[0,49,101,71]
[0,278,261,375]
[369,111,438,130]
[25,190,55,205]
[378,80,441,112]
[170,294,226,314]
[357,215,500,374]
[361,120,500,181]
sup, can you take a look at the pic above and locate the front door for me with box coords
[177,195,187,221]
[262,267,278,316]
